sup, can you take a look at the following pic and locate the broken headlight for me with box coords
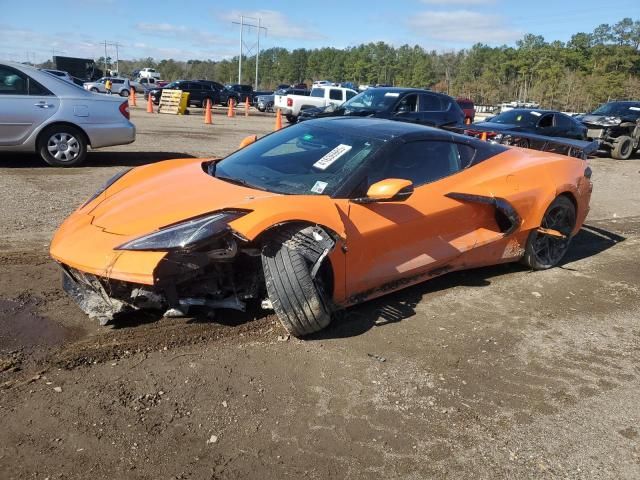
[82,168,132,208]
[115,212,246,251]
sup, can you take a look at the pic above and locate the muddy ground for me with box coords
[1,106,639,479]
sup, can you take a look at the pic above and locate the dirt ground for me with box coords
[1,106,639,479]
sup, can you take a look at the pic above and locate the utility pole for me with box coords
[232,16,267,88]
[239,15,243,84]
[104,41,108,72]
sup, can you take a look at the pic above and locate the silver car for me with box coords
[83,77,142,97]
[0,62,135,167]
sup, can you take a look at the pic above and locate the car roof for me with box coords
[500,108,560,115]
[365,86,453,98]
[307,117,455,141]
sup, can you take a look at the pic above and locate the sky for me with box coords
[1,0,638,64]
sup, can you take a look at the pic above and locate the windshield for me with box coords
[490,110,542,126]
[342,89,400,112]
[211,123,383,196]
[164,81,180,89]
[592,102,640,118]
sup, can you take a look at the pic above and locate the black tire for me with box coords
[257,106,265,112]
[38,125,87,167]
[262,234,332,337]
[515,138,530,148]
[119,89,129,98]
[521,196,576,270]
[611,135,633,160]
[285,114,297,124]
[90,87,99,93]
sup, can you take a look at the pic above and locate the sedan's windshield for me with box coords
[592,102,640,118]
[211,123,383,196]
[490,110,542,127]
[342,89,400,112]
[164,81,179,89]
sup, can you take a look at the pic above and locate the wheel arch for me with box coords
[35,121,92,151]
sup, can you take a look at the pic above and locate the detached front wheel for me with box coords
[521,196,576,270]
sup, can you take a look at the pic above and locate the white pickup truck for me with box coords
[275,86,358,123]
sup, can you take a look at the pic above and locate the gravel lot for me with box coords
[1,105,639,479]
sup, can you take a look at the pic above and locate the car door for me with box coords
[391,93,421,123]
[417,93,448,126]
[0,65,60,146]
[536,113,556,136]
[341,139,500,298]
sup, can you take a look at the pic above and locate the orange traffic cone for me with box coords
[146,94,154,113]
[244,98,250,117]
[227,98,235,118]
[130,88,137,107]
[464,116,470,125]
[480,131,487,141]
[274,108,283,131]
[204,98,212,124]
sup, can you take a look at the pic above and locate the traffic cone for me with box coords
[274,108,283,131]
[244,98,250,117]
[227,98,235,118]
[204,98,212,124]
[480,131,487,141]
[146,94,154,113]
[130,88,137,107]
[464,117,470,125]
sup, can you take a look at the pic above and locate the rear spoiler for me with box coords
[448,125,599,159]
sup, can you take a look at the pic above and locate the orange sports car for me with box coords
[50,118,593,336]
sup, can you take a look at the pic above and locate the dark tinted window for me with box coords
[554,114,574,129]
[538,114,553,128]
[188,83,201,90]
[457,100,473,109]
[382,141,467,187]
[29,79,50,96]
[395,94,418,112]
[346,90,357,100]
[0,67,27,94]
[329,89,343,100]
[112,79,124,84]
[419,93,444,111]
[241,85,252,92]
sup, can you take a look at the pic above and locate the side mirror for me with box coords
[238,134,257,149]
[353,179,414,204]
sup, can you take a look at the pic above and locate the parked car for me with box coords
[467,109,587,147]
[577,101,640,159]
[456,97,475,123]
[83,77,134,97]
[145,80,221,107]
[275,86,358,123]
[139,67,161,80]
[50,118,592,336]
[219,84,254,106]
[297,88,465,129]
[0,61,135,167]
[312,80,333,88]
[259,87,309,112]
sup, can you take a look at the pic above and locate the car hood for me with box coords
[579,114,622,126]
[88,158,278,236]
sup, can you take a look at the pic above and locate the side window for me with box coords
[419,93,444,111]
[113,79,124,84]
[0,67,28,95]
[554,114,573,130]
[329,89,343,101]
[382,141,465,187]
[395,94,418,113]
[29,79,51,96]
[538,114,553,128]
[346,90,357,100]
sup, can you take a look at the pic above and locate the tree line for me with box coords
[76,18,640,112]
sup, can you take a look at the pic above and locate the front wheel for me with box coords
[90,87,99,93]
[285,114,297,124]
[611,135,633,160]
[119,89,129,98]
[521,196,576,270]
[38,125,87,167]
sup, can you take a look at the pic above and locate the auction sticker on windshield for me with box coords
[311,181,328,194]
[313,144,352,170]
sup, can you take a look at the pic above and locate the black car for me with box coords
[145,80,221,107]
[219,84,254,106]
[470,109,587,146]
[297,87,464,128]
[578,101,640,159]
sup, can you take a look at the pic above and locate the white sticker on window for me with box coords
[313,144,352,170]
[629,107,640,111]
[530,111,542,116]
[384,92,400,97]
[311,181,328,194]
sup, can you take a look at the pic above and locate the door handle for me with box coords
[34,102,54,109]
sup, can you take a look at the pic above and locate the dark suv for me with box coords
[219,84,254,105]
[578,101,640,159]
[145,80,222,107]
[298,87,465,128]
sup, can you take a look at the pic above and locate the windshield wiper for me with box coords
[216,174,268,192]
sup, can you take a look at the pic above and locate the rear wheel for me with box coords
[515,138,530,148]
[286,114,297,123]
[90,87,99,93]
[119,89,129,98]
[521,196,576,270]
[611,135,633,160]
[38,125,87,167]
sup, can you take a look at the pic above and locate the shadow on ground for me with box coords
[0,151,194,168]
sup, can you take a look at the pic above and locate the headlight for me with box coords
[599,116,621,126]
[82,168,132,208]
[115,212,246,251]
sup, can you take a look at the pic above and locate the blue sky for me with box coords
[1,0,637,63]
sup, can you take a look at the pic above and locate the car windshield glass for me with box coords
[342,89,401,112]
[490,110,541,126]
[211,123,383,196]
[164,81,179,89]
[592,102,640,118]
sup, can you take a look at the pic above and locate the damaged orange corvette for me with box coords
[50,118,593,337]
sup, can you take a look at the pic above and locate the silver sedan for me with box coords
[0,62,135,167]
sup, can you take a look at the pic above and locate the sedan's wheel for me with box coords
[119,89,129,98]
[262,231,332,337]
[39,126,87,167]
[515,138,530,148]
[90,87,99,92]
[611,135,633,160]
[285,114,297,124]
[521,196,576,270]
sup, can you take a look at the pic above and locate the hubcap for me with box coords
[47,133,80,162]
[532,203,575,266]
